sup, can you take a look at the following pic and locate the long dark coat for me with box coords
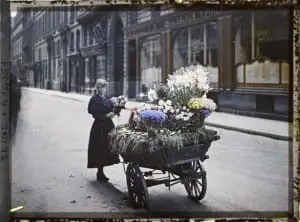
[87,94,120,168]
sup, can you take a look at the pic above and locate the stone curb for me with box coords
[205,122,292,142]
[22,88,291,141]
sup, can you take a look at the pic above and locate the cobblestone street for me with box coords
[11,89,289,215]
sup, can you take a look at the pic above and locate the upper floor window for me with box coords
[42,14,45,36]
[160,6,174,16]
[47,11,50,31]
[76,29,81,50]
[151,6,160,18]
[52,10,55,29]
[70,32,74,52]
[70,6,75,24]
[83,26,87,47]
[57,40,61,57]
[53,10,57,27]
[53,42,56,58]
[88,25,93,45]
[39,18,42,40]
[128,10,137,25]
[138,7,152,23]
[39,48,42,60]
[57,8,61,23]
[64,9,68,24]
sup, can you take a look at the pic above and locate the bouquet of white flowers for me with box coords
[166,65,211,106]
[111,95,128,116]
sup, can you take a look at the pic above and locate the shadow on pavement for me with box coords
[89,179,212,214]
[88,180,129,207]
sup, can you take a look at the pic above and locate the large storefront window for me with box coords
[172,22,219,88]
[234,10,290,86]
[140,35,162,90]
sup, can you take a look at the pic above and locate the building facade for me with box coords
[11,12,24,83]
[125,8,291,121]
[11,7,291,121]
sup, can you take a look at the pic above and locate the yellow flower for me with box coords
[187,98,203,110]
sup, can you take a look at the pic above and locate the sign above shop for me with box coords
[169,10,224,27]
[126,10,232,39]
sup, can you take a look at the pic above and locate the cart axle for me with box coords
[145,177,181,187]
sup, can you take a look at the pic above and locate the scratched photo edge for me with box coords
[2,1,299,221]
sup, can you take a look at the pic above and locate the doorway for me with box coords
[127,39,137,98]
[75,64,80,93]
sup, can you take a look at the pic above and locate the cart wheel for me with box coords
[183,160,207,201]
[126,163,150,210]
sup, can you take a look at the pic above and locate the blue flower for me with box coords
[140,110,167,123]
[199,109,210,118]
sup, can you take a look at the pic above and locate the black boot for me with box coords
[97,167,109,182]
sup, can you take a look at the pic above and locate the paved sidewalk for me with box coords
[22,87,292,141]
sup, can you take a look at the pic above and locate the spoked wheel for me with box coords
[182,160,207,201]
[126,163,150,210]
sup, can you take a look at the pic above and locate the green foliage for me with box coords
[109,126,211,154]
[167,86,206,107]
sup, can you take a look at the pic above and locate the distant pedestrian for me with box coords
[87,79,120,182]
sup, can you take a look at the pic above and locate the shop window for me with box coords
[234,10,290,87]
[172,21,219,88]
[140,35,162,91]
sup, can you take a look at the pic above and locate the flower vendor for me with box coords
[87,79,120,182]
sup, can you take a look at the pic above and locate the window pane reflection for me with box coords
[140,35,162,90]
[172,22,219,88]
[234,11,290,85]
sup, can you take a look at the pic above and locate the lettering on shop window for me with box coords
[237,59,289,85]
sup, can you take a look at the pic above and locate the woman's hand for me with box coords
[106,112,116,119]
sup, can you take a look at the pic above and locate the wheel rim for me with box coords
[183,160,207,201]
[126,163,150,209]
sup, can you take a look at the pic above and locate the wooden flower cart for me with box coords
[116,129,220,210]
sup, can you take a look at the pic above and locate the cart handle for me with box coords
[210,135,220,142]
